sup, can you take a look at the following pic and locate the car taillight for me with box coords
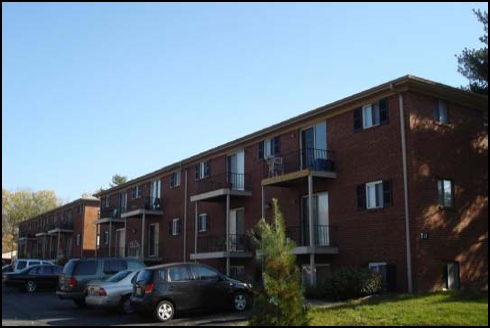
[99,288,107,296]
[145,283,154,294]
[68,278,77,288]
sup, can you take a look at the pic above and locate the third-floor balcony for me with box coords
[191,173,253,202]
[262,148,337,187]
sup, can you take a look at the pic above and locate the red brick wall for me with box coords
[404,91,488,291]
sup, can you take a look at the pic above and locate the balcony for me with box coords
[285,225,339,255]
[190,234,253,260]
[96,241,164,261]
[96,207,125,225]
[121,197,163,218]
[262,148,336,187]
[47,222,74,233]
[191,173,253,202]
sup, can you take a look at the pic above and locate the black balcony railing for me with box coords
[285,225,337,247]
[197,173,251,194]
[196,234,250,253]
[18,232,36,239]
[47,222,74,230]
[122,197,162,213]
[96,242,163,259]
[263,148,335,178]
[99,206,124,220]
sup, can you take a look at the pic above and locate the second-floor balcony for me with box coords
[191,173,253,202]
[262,148,337,187]
[190,234,253,260]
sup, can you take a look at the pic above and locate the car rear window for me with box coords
[136,269,154,284]
[73,261,98,275]
[17,261,27,270]
[107,270,131,282]
[103,259,126,274]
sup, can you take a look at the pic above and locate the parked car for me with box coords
[2,264,13,273]
[3,264,63,292]
[57,258,146,307]
[130,263,253,322]
[11,259,54,273]
[85,270,140,314]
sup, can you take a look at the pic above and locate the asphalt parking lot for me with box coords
[2,285,250,326]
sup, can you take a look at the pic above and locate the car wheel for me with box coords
[119,295,134,315]
[25,281,37,293]
[154,300,174,322]
[234,293,247,311]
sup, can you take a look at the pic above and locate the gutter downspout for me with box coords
[398,91,414,293]
[184,167,188,262]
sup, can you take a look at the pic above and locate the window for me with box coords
[191,265,220,280]
[195,161,210,180]
[131,185,142,199]
[357,180,393,210]
[76,233,81,246]
[434,99,449,124]
[105,195,111,208]
[258,137,280,159]
[78,204,83,215]
[150,179,161,199]
[366,181,384,209]
[354,98,388,131]
[198,214,208,232]
[443,262,460,290]
[170,218,181,236]
[103,259,126,275]
[438,179,453,207]
[103,231,109,245]
[170,172,181,188]
[168,265,191,281]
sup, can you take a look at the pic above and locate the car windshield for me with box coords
[106,270,131,283]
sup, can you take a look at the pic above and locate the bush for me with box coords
[310,267,383,301]
[249,199,309,326]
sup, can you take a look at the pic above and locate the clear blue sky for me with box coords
[2,2,487,203]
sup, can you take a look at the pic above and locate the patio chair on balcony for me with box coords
[267,156,284,177]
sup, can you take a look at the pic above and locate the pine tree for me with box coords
[249,199,309,326]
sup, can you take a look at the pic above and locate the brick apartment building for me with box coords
[49,74,486,293]
[17,195,100,262]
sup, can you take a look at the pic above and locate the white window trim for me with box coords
[171,172,181,188]
[172,218,181,236]
[362,103,381,129]
[368,262,387,270]
[366,180,383,209]
[198,213,208,232]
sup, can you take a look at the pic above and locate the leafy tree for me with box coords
[2,189,60,252]
[456,9,488,95]
[249,199,309,326]
[109,174,128,187]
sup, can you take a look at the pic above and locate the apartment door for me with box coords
[227,150,245,190]
[148,224,159,257]
[115,229,125,257]
[301,192,329,246]
[229,208,245,251]
[119,192,127,213]
[300,122,327,170]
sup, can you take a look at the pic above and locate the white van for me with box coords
[11,259,54,273]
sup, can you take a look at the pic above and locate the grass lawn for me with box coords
[309,291,488,326]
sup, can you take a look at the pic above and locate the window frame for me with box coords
[365,180,384,209]
[437,178,454,208]
[198,213,208,232]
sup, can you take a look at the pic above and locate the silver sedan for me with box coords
[85,270,140,314]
